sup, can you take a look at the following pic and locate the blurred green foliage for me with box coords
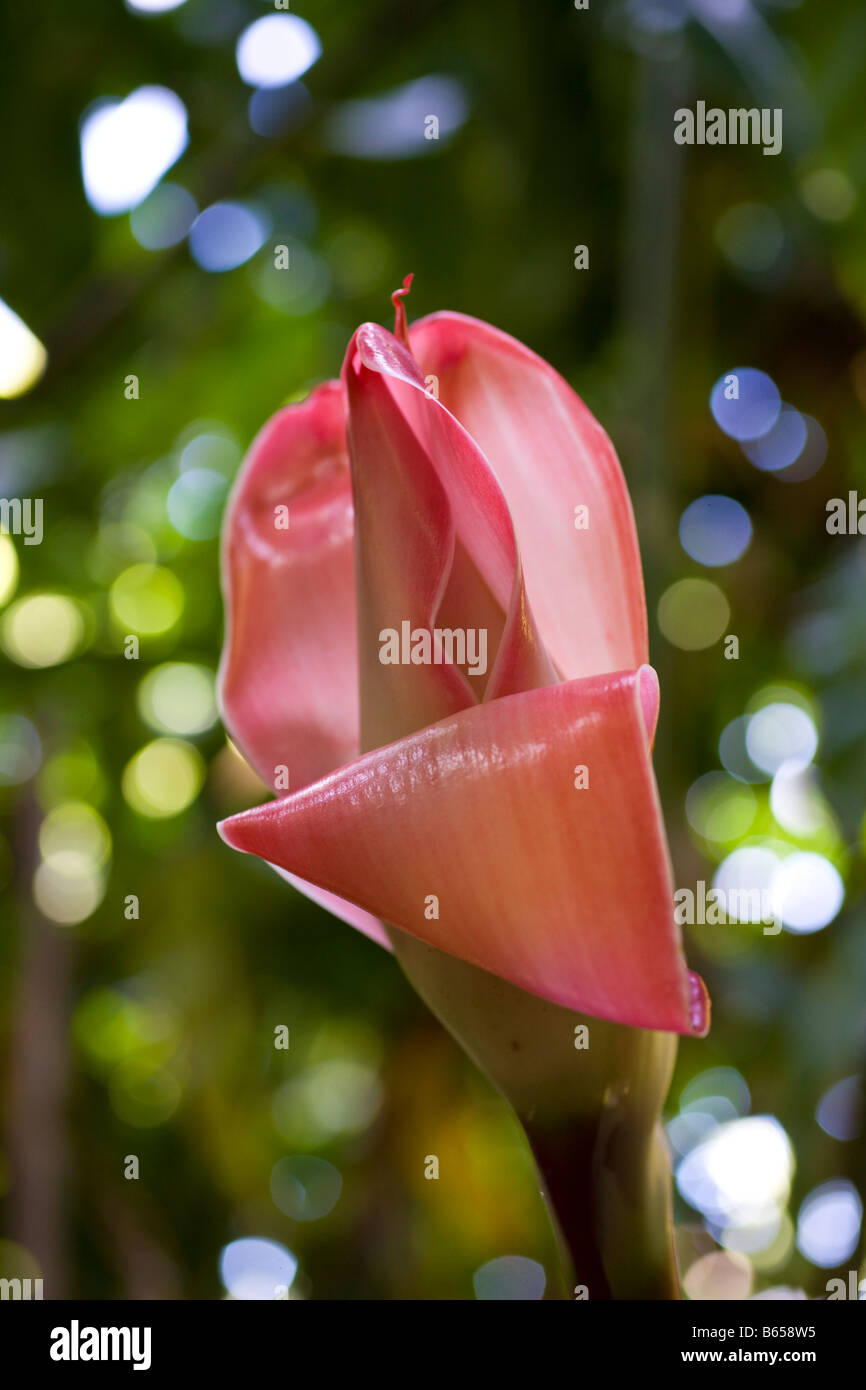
[1,0,865,1300]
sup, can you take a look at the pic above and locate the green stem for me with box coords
[525,1115,679,1300]
[387,931,681,1300]
[525,1117,615,1298]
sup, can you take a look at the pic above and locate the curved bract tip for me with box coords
[687,971,712,1037]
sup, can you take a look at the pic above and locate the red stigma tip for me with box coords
[391,273,414,346]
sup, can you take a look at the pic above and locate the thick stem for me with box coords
[526,1118,614,1299]
[525,1116,679,1300]
[387,931,681,1300]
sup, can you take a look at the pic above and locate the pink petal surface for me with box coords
[344,322,557,740]
[218,381,359,791]
[409,311,649,681]
[342,330,478,750]
[218,382,388,946]
[220,668,708,1036]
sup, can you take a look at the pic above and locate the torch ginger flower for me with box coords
[217,278,709,1040]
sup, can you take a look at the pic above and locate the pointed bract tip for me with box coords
[687,971,711,1037]
[216,816,247,852]
[637,664,660,747]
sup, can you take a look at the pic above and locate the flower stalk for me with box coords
[390,931,680,1299]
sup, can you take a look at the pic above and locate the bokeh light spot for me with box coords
[325,76,469,159]
[2,594,85,668]
[189,201,269,272]
[815,1077,863,1142]
[0,535,20,605]
[178,426,240,477]
[774,415,827,484]
[39,801,111,871]
[166,468,227,539]
[796,1181,862,1267]
[0,714,42,786]
[719,714,763,783]
[270,1156,342,1222]
[684,1250,752,1301]
[746,702,817,775]
[0,298,48,398]
[657,578,729,650]
[122,738,204,818]
[713,846,780,923]
[679,495,752,567]
[272,1060,383,1146]
[770,761,828,836]
[681,1067,751,1117]
[685,772,756,844]
[710,367,781,442]
[33,800,111,926]
[236,16,321,89]
[800,169,856,223]
[741,404,807,473]
[80,86,188,215]
[74,987,175,1071]
[473,1256,546,1301]
[219,1237,297,1301]
[130,182,197,250]
[676,1115,794,1229]
[110,564,184,636]
[137,662,217,736]
[125,0,188,11]
[770,852,843,934]
[33,859,105,925]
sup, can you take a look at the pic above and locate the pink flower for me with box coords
[218,280,709,1037]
